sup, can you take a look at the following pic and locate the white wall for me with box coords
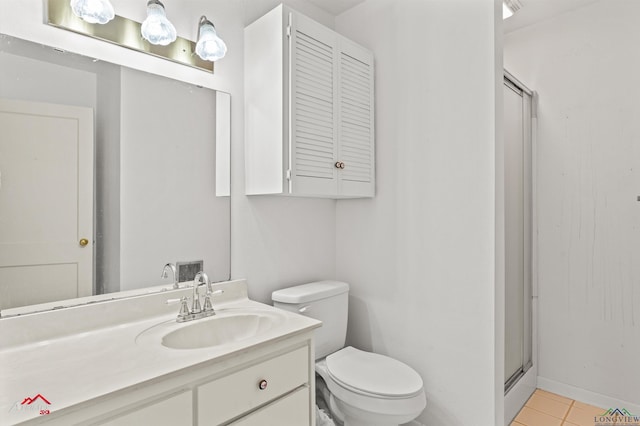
[505,0,640,408]
[335,1,503,425]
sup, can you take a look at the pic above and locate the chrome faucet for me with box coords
[170,271,223,323]
[191,271,209,314]
[161,263,179,289]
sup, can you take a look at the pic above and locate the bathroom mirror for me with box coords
[0,34,231,316]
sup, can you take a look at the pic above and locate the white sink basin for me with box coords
[136,308,287,350]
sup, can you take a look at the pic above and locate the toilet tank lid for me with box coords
[272,281,349,304]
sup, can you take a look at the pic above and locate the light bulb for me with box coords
[70,0,115,24]
[141,0,177,46]
[502,3,514,19]
[195,16,227,62]
[503,0,522,20]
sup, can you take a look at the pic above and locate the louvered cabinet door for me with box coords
[245,5,374,198]
[337,39,375,197]
[289,13,339,196]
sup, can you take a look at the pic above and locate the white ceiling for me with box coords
[504,0,602,33]
[305,0,367,16]
[303,0,602,33]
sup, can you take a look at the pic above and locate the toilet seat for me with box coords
[325,347,423,398]
[315,347,427,423]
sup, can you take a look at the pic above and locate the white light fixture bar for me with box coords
[45,0,214,73]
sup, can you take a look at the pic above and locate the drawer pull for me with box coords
[258,379,268,390]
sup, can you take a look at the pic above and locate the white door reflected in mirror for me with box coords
[0,99,94,309]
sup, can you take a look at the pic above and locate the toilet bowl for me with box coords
[272,281,426,426]
[316,347,426,426]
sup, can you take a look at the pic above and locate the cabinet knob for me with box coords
[258,379,268,390]
[340,162,345,169]
[335,161,346,169]
[79,238,89,247]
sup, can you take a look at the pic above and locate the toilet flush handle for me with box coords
[298,305,311,313]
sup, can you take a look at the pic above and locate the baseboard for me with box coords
[537,376,640,414]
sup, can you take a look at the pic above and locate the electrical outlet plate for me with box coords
[176,260,204,283]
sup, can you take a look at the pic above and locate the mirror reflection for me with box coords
[0,34,231,315]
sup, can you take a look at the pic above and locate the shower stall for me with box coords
[503,70,536,422]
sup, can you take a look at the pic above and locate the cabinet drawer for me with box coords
[198,346,309,425]
[96,391,192,426]
[229,386,310,426]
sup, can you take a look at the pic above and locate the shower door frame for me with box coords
[503,69,538,424]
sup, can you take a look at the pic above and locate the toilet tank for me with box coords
[272,281,349,360]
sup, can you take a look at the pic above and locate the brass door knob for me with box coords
[79,238,89,247]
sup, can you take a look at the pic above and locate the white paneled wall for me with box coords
[335,1,503,425]
[505,0,640,410]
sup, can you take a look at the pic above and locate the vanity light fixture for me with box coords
[503,0,522,19]
[141,0,177,46]
[195,16,227,62]
[48,0,216,72]
[69,0,115,24]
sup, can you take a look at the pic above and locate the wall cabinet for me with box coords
[245,5,375,198]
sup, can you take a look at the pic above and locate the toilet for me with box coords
[272,281,426,426]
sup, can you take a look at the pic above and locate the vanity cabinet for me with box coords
[197,346,309,425]
[33,340,315,426]
[245,4,375,198]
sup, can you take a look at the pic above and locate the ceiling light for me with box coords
[503,0,522,20]
[195,16,227,62]
[141,0,177,46]
[70,0,115,24]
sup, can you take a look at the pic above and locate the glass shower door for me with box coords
[504,76,533,391]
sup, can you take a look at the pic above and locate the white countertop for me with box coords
[0,279,320,425]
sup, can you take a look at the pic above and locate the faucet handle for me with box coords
[178,297,191,318]
[202,289,223,315]
[202,293,214,313]
[167,297,191,321]
[167,297,194,322]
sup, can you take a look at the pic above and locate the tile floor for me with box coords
[512,389,607,426]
